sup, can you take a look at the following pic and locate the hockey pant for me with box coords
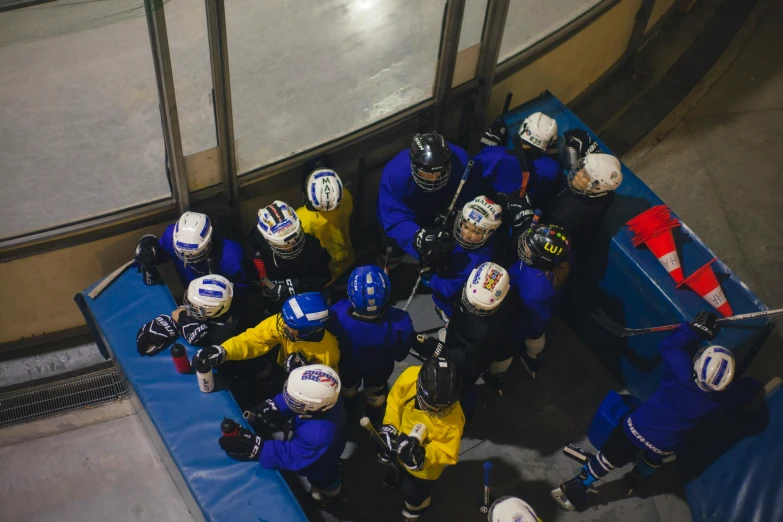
[489,333,547,374]
[399,471,435,519]
[579,424,666,487]
[309,469,343,501]
[341,362,393,408]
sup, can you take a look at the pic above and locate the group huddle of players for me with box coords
[132,114,762,521]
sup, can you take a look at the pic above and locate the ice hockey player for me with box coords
[424,196,503,322]
[422,262,510,419]
[378,357,465,521]
[487,496,540,522]
[544,153,622,256]
[492,223,571,380]
[251,201,332,311]
[477,112,561,209]
[218,364,346,503]
[327,265,414,422]
[134,211,247,288]
[376,132,477,269]
[190,292,340,378]
[296,168,356,289]
[552,312,763,512]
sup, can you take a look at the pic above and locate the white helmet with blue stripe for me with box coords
[257,201,305,259]
[173,212,213,264]
[278,293,330,342]
[693,345,735,392]
[184,275,233,320]
[306,169,343,212]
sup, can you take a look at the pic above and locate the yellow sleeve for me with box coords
[221,315,282,361]
[382,367,415,430]
[423,422,462,469]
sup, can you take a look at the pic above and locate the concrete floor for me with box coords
[0,0,599,239]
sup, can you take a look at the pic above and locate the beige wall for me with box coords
[487,0,641,121]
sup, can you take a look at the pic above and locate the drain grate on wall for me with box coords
[0,368,128,428]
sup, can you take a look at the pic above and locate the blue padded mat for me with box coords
[502,91,770,401]
[78,268,308,522]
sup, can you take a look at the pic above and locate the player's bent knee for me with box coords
[489,357,513,374]
[525,333,546,357]
[341,385,359,399]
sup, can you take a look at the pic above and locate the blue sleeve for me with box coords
[429,248,484,306]
[158,224,175,263]
[476,146,524,197]
[327,309,351,357]
[392,311,415,362]
[218,239,248,288]
[378,154,421,259]
[658,326,700,383]
[259,436,325,473]
[529,156,561,202]
[273,393,294,419]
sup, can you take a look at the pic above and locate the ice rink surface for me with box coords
[0,0,598,239]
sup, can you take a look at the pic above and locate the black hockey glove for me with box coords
[245,399,284,428]
[191,345,227,369]
[378,424,399,463]
[507,193,535,235]
[135,235,158,267]
[689,311,719,341]
[262,279,299,303]
[414,228,455,258]
[564,129,601,168]
[136,314,179,356]
[283,351,308,374]
[176,311,210,347]
[480,117,508,149]
[218,425,264,461]
[396,434,425,471]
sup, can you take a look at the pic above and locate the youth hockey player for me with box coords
[134,211,247,288]
[296,168,355,287]
[487,496,540,522]
[424,196,502,321]
[191,292,340,376]
[379,357,465,520]
[218,364,346,503]
[477,112,561,208]
[252,201,332,310]
[327,265,414,422]
[552,312,763,512]
[376,132,476,268]
[492,223,571,380]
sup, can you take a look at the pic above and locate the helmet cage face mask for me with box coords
[416,382,457,418]
[276,313,324,342]
[183,292,228,320]
[271,229,306,259]
[411,163,451,192]
[567,155,621,198]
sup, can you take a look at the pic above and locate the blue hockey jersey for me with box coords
[328,299,413,377]
[430,242,494,318]
[473,145,560,207]
[259,394,346,482]
[376,144,476,259]
[158,224,247,289]
[623,326,762,453]
[505,260,557,340]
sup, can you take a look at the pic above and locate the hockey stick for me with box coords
[402,273,422,313]
[563,443,595,464]
[360,417,391,455]
[591,308,783,337]
[87,260,135,299]
[480,460,492,514]
[416,332,444,357]
[383,246,392,275]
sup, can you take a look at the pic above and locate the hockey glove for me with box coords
[414,228,455,259]
[191,345,227,369]
[396,434,425,471]
[136,314,179,356]
[176,311,210,346]
[480,117,508,149]
[507,193,535,235]
[283,351,308,373]
[564,129,601,168]
[262,279,299,303]
[689,311,719,341]
[218,425,264,461]
[245,398,284,428]
[378,424,399,463]
[135,235,158,267]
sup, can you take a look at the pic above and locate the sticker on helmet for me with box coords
[198,289,223,298]
[202,278,227,289]
[482,268,503,292]
[302,369,338,388]
[468,210,483,222]
[175,241,200,250]
[270,220,294,234]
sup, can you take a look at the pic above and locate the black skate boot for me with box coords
[519,352,541,379]
[551,476,591,511]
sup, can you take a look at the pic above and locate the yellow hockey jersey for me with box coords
[221,314,340,372]
[383,366,465,480]
[297,189,355,285]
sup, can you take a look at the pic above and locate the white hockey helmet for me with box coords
[453,196,503,249]
[519,112,558,151]
[693,345,735,392]
[256,201,305,259]
[488,496,540,522]
[183,275,233,320]
[567,153,623,197]
[306,169,343,212]
[283,364,341,415]
[173,212,213,264]
[462,262,510,316]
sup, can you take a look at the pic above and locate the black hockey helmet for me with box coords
[416,357,462,418]
[517,223,570,270]
[409,132,451,191]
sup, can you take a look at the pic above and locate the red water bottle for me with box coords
[221,418,239,437]
[171,344,190,374]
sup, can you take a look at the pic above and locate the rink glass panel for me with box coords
[0,0,169,240]
[497,0,605,64]
[225,0,447,175]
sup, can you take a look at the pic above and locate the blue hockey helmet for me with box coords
[347,265,391,318]
[279,293,329,342]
